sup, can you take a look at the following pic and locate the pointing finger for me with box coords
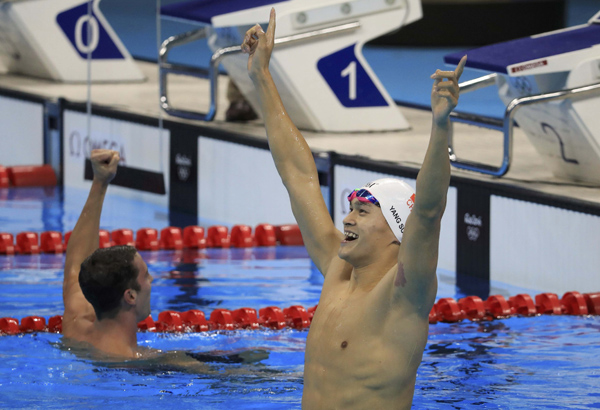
[455,55,467,81]
[266,8,276,43]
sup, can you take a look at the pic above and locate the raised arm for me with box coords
[243,9,343,275]
[62,149,119,335]
[395,57,467,307]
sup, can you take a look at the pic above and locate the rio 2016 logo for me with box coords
[56,1,123,60]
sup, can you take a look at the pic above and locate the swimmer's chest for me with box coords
[308,281,393,353]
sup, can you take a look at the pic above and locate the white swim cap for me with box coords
[348,178,415,242]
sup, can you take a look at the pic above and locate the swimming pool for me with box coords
[1,188,599,409]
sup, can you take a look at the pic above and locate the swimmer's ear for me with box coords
[123,289,137,306]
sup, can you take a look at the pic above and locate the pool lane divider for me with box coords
[1,292,599,336]
[0,164,57,188]
[0,224,305,255]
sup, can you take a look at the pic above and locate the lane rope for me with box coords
[2,292,599,336]
[0,224,304,255]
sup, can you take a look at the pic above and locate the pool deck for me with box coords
[1,60,600,206]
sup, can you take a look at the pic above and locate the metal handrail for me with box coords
[448,79,600,177]
[159,21,361,121]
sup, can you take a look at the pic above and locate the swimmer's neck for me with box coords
[348,249,398,292]
[92,312,140,358]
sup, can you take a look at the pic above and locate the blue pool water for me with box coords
[1,188,599,409]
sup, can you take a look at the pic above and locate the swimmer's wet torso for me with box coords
[304,260,433,409]
[243,8,465,409]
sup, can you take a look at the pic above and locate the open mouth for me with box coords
[344,231,358,241]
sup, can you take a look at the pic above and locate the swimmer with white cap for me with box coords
[243,9,466,409]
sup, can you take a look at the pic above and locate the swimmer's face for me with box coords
[132,253,152,321]
[339,199,397,265]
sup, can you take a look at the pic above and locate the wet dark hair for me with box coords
[79,246,140,320]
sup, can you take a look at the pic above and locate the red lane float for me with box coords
[160,227,183,250]
[508,294,537,316]
[259,306,287,330]
[7,165,57,187]
[0,233,15,255]
[181,310,209,332]
[48,315,63,333]
[20,316,46,333]
[0,166,9,188]
[458,296,486,321]
[232,308,260,329]
[183,226,207,249]
[41,231,64,254]
[0,318,19,335]
[230,225,254,248]
[112,229,135,247]
[561,291,588,315]
[584,292,600,314]
[276,225,303,246]
[207,226,230,248]
[0,224,307,256]
[255,224,277,247]
[16,232,39,254]
[136,228,159,251]
[535,293,562,315]
[2,292,600,336]
[284,305,311,329]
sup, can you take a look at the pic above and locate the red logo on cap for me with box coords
[407,194,415,210]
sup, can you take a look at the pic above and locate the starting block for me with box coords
[160,0,422,132]
[445,12,600,181]
[0,0,144,82]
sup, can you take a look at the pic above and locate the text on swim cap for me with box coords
[407,193,416,210]
[390,206,405,233]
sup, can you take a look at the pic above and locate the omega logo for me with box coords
[69,131,126,164]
